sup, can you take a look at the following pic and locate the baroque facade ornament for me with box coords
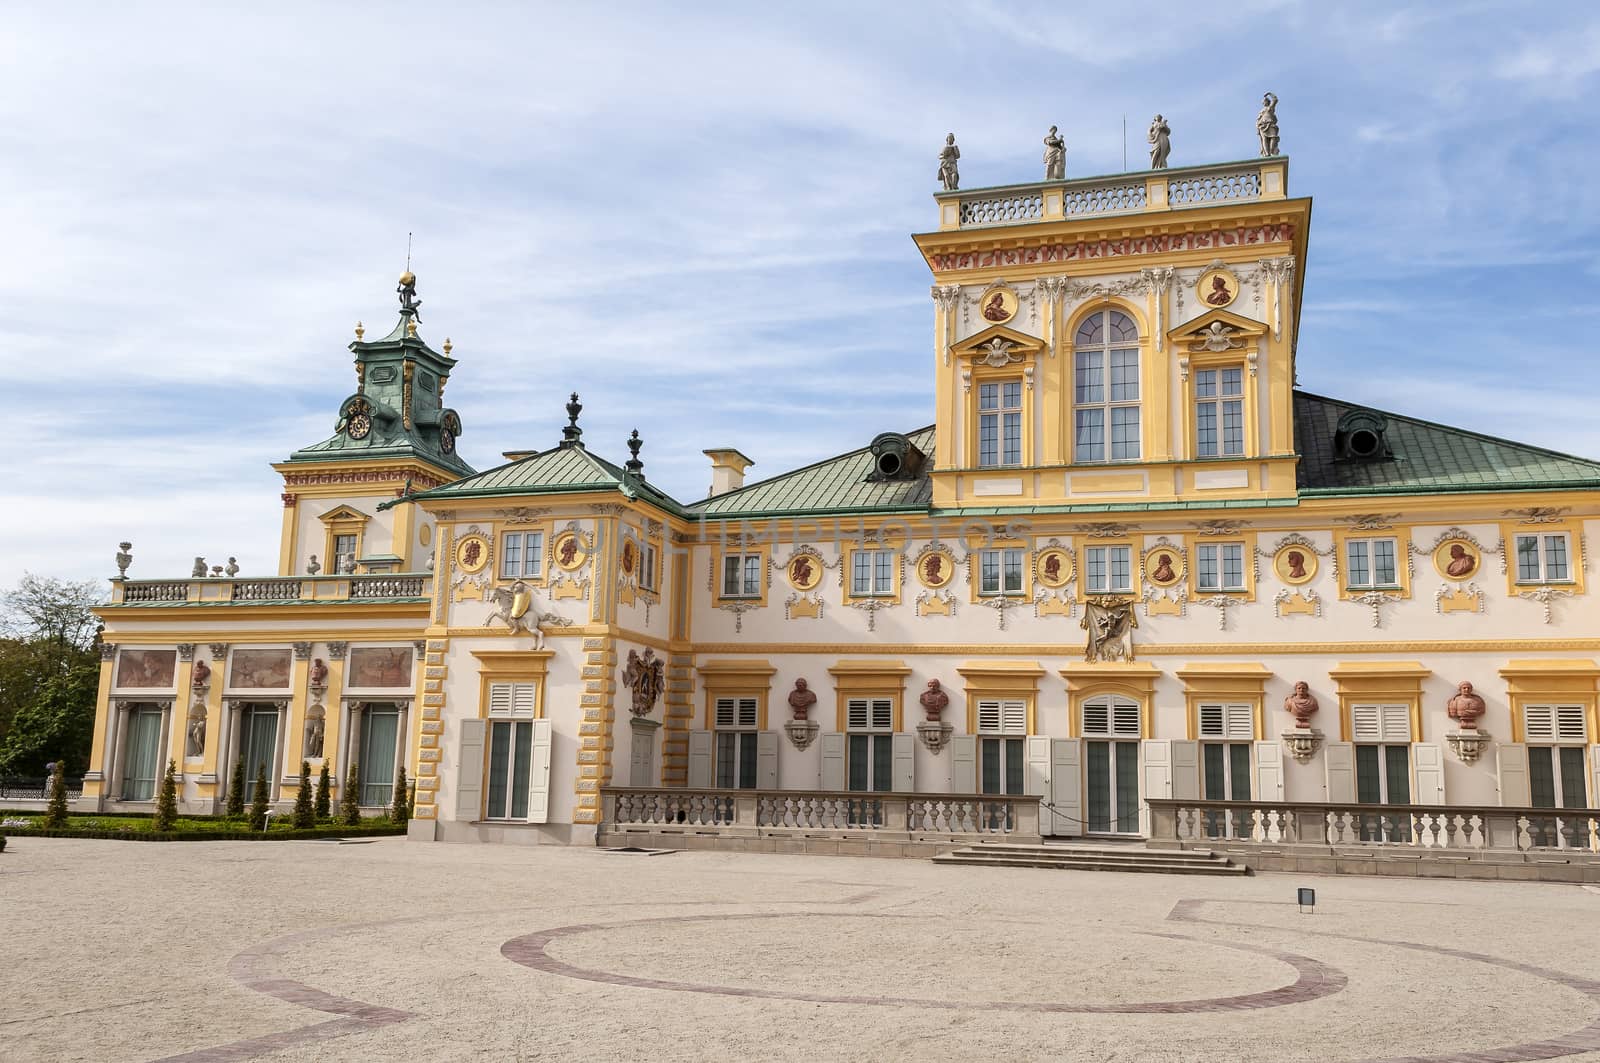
[1341,513,1401,532]
[1351,590,1401,628]
[621,649,666,718]
[1504,506,1570,524]
[325,641,348,660]
[1284,681,1319,728]
[1191,321,1244,352]
[1082,596,1137,661]
[1515,586,1574,625]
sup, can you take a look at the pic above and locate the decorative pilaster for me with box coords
[409,636,447,821]
[574,635,618,825]
[660,652,696,787]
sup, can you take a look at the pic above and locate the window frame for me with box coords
[847,546,900,600]
[716,548,768,603]
[1082,544,1134,596]
[976,377,1025,469]
[497,530,545,581]
[1514,532,1574,586]
[977,547,1028,598]
[1344,536,1401,591]
[1193,364,1246,459]
[1071,308,1142,464]
[1194,541,1247,593]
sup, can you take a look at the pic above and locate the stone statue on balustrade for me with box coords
[937,134,961,191]
[1148,115,1171,169]
[1043,126,1065,180]
[1256,92,1280,156]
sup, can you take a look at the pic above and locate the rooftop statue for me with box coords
[1148,115,1171,169]
[1256,92,1280,156]
[937,133,960,191]
[397,271,422,322]
[1043,126,1065,180]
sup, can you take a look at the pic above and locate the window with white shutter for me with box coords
[1524,704,1587,744]
[1082,695,1140,737]
[714,696,759,730]
[976,698,1027,734]
[1351,703,1411,743]
[846,698,895,732]
[488,681,538,717]
[1198,703,1255,740]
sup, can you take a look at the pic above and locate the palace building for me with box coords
[85,141,1600,859]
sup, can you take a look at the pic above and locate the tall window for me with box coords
[1515,533,1571,585]
[713,697,760,789]
[1346,537,1399,590]
[1195,367,1245,457]
[1074,310,1140,463]
[485,682,538,820]
[978,380,1023,468]
[358,707,401,807]
[846,698,895,793]
[851,550,895,597]
[979,548,1025,596]
[499,532,544,579]
[1081,695,1141,833]
[1196,542,1246,592]
[1351,703,1412,840]
[1198,703,1254,838]
[333,534,358,573]
[120,706,163,801]
[1524,705,1588,810]
[1084,545,1132,594]
[641,542,659,591]
[975,699,1027,796]
[721,554,762,598]
[238,705,279,802]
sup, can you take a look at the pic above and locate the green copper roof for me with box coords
[692,427,935,518]
[408,440,687,515]
[1295,392,1600,495]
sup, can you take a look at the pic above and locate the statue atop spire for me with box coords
[397,271,422,322]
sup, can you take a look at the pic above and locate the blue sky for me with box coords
[4,2,1599,589]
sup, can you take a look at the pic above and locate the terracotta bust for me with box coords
[1445,543,1476,578]
[1286,550,1307,580]
[1043,553,1061,581]
[309,658,329,689]
[923,555,945,584]
[788,678,817,721]
[1284,681,1319,728]
[920,679,950,722]
[982,291,1008,321]
[1447,681,1486,731]
[191,658,211,690]
[1152,553,1176,583]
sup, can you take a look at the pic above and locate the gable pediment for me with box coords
[950,323,1047,366]
[1169,308,1267,352]
[317,504,371,526]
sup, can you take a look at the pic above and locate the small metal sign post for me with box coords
[1297,887,1316,914]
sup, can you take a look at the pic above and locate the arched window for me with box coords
[1073,310,1140,462]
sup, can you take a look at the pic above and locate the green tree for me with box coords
[225,755,245,818]
[153,759,179,831]
[315,762,331,819]
[341,761,361,826]
[248,762,270,831]
[0,574,101,765]
[391,765,410,825]
[44,760,69,828]
[293,760,314,828]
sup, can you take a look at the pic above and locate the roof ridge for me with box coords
[686,424,937,509]
[1295,389,1600,469]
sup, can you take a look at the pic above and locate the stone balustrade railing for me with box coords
[937,157,1286,231]
[602,786,1040,839]
[1148,798,1600,855]
[109,572,432,607]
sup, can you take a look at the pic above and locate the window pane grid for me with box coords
[978,380,1023,468]
[1347,538,1398,589]
[1073,311,1140,463]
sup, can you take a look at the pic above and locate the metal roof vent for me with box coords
[867,433,925,482]
[1334,409,1392,462]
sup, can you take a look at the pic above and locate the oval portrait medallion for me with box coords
[454,533,490,575]
[1036,548,1073,589]
[1273,544,1318,586]
[977,286,1018,325]
[787,554,822,592]
[1144,545,1184,588]
[916,548,956,590]
[1195,267,1240,310]
[1433,539,1480,582]
[552,531,587,571]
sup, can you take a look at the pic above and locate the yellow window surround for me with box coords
[1063,298,1155,467]
[950,323,1045,471]
[1498,519,1588,597]
[1182,531,1259,599]
[1175,662,1271,739]
[843,544,903,605]
[697,658,776,729]
[957,660,1044,734]
[967,541,1035,603]
[827,659,912,731]
[1075,539,1140,602]
[1060,660,1161,738]
[711,542,771,607]
[1168,307,1267,464]
[1330,524,1413,601]
[318,505,372,574]
[1498,660,1600,743]
[493,521,550,586]
[471,649,554,719]
[1327,661,1430,742]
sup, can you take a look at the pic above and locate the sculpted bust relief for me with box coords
[788,678,817,721]
[1445,543,1476,578]
[920,679,949,721]
[1447,681,1486,731]
[1284,681,1319,728]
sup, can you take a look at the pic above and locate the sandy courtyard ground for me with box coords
[3,836,1599,1062]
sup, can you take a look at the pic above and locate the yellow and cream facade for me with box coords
[87,150,1600,846]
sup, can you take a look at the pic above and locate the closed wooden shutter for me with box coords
[1325,742,1355,802]
[454,719,486,821]
[714,697,759,730]
[1049,739,1081,837]
[756,730,778,790]
[1083,697,1139,737]
[1142,739,1173,799]
[1525,705,1587,743]
[526,718,553,823]
[977,699,1026,735]
[820,732,845,791]
[1352,704,1411,743]
[1254,740,1284,801]
[1025,736,1050,798]
[1411,742,1445,805]
[1199,703,1255,740]
[1496,743,1530,806]
[846,698,895,731]
[487,682,537,716]
[687,730,713,788]
[892,732,915,793]
[951,735,977,793]
[1170,740,1199,801]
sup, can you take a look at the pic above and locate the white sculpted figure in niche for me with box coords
[185,709,206,758]
[1081,598,1137,662]
[305,715,325,759]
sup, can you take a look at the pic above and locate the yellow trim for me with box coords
[1075,540,1140,602]
[685,638,1600,657]
[279,501,298,577]
[842,544,904,605]
[1182,531,1259,600]
[1330,526,1412,601]
[828,659,912,731]
[1060,661,1161,738]
[956,660,1044,735]
[471,649,553,719]
[1498,660,1600,743]
[968,541,1035,604]
[490,522,550,588]
[1499,520,1587,597]
[1175,662,1272,739]
[1328,661,1430,741]
[712,543,772,607]
[698,658,776,729]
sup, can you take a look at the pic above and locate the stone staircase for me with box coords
[932,842,1248,875]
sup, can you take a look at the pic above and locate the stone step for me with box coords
[932,846,1248,875]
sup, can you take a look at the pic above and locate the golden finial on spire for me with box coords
[442,337,453,355]
[354,320,365,340]
[406,319,418,338]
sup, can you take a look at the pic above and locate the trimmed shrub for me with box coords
[292,760,314,828]
[44,762,69,829]
[248,762,270,831]
[315,763,331,820]
[153,759,179,832]
[225,755,246,819]
[341,761,361,826]
[391,766,410,826]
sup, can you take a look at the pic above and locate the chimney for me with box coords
[703,448,754,497]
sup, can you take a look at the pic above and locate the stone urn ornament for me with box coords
[115,542,133,578]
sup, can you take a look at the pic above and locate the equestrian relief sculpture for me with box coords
[484,580,571,650]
